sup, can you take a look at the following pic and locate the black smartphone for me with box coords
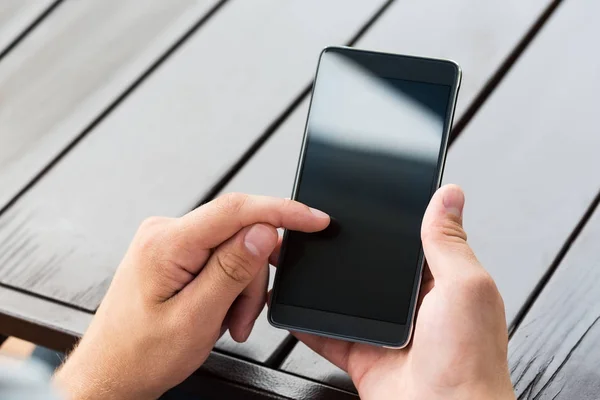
[268,46,461,348]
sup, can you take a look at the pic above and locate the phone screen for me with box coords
[276,51,452,325]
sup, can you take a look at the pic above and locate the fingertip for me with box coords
[230,321,254,343]
[309,207,329,219]
[423,184,465,230]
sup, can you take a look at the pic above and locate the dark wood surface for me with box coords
[281,342,356,393]
[509,205,600,399]
[2,0,599,399]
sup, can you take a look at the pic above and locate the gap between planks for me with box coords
[0,0,575,368]
[0,0,230,221]
[509,188,600,338]
[0,0,63,62]
[449,0,565,145]
[196,0,396,206]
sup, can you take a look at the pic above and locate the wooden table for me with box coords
[1,0,598,398]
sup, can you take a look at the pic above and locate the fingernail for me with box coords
[309,207,329,219]
[244,224,276,257]
[442,186,465,218]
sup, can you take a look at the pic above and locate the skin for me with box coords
[53,186,514,399]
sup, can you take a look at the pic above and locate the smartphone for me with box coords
[268,46,461,348]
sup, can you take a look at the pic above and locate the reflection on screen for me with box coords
[277,51,451,324]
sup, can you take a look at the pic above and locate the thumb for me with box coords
[183,223,278,322]
[421,184,480,279]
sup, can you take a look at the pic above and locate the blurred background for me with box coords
[1,1,599,398]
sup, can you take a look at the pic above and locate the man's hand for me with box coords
[289,185,515,400]
[53,193,329,400]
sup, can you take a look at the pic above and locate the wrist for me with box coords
[52,344,159,400]
[448,382,515,400]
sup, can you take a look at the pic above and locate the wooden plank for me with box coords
[442,0,600,325]
[0,0,221,209]
[509,204,600,399]
[280,343,355,393]
[197,352,358,400]
[220,0,551,388]
[0,285,91,352]
[0,287,357,400]
[0,0,387,365]
[0,0,54,53]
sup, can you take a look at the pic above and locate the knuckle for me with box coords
[136,217,171,250]
[462,272,502,304]
[216,192,249,215]
[214,251,253,283]
[139,216,170,232]
[133,217,180,269]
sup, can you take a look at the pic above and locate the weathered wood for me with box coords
[197,351,358,400]
[0,0,54,54]
[0,283,357,400]
[0,284,91,352]
[443,0,600,326]
[0,0,387,367]
[509,206,600,399]
[222,0,552,388]
[281,343,355,393]
[0,0,221,210]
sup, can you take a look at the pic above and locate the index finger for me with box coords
[178,193,329,250]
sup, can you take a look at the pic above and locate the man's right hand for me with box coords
[289,184,515,400]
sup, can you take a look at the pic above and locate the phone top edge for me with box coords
[322,45,462,73]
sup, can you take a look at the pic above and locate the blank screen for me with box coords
[276,51,451,324]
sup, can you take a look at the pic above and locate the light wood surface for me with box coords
[0,0,220,209]
[0,0,387,365]
[0,0,54,53]
[442,0,600,325]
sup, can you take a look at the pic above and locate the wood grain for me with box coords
[221,0,551,388]
[442,0,600,325]
[509,208,600,398]
[0,0,54,54]
[0,285,91,352]
[281,343,355,393]
[0,0,387,366]
[0,0,220,210]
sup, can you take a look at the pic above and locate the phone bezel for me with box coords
[268,46,462,348]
